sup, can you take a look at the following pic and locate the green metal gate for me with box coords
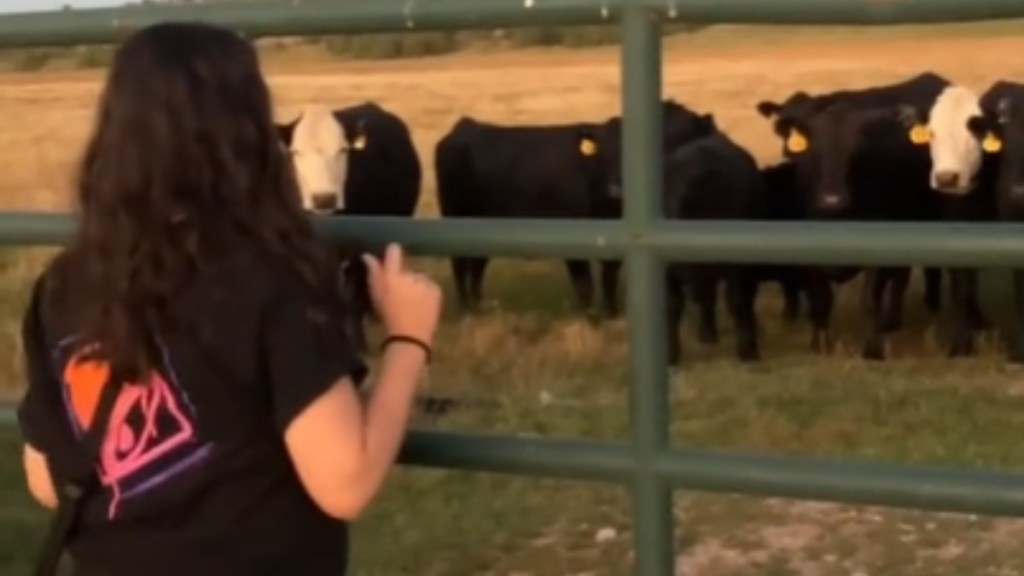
[4,1,1024,574]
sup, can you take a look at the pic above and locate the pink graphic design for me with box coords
[57,337,213,520]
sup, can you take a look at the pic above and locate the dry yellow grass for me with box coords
[6,29,1024,575]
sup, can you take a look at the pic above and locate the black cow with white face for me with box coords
[887,83,1001,357]
[434,99,715,320]
[962,80,1024,361]
[277,101,423,350]
[755,72,950,359]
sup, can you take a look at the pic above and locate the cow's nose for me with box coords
[814,192,849,215]
[934,171,960,190]
[311,192,340,211]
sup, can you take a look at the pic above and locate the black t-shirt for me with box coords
[17,246,368,576]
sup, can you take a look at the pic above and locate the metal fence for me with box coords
[4,1,1024,574]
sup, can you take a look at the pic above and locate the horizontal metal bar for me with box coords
[404,430,1024,518]
[401,429,634,483]
[0,0,1023,49]
[644,220,1024,267]
[658,447,1024,518]
[0,0,625,48]
[5,212,1024,267]
[5,401,1024,518]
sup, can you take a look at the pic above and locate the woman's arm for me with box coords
[22,444,58,509]
[269,243,441,521]
[283,341,426,520]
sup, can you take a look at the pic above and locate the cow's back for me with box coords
[665,133,766,220]
[442,121,600,218]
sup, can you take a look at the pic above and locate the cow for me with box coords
[755,72,951,360]
[892,83,1000,357]
[690,160,807,348]
[757,73,945,322]
[434,99,715,319]
[660,119,772,364]
[277,101,423,349]
[961,80,1024,362]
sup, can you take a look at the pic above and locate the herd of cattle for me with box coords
[274,71,1024,367]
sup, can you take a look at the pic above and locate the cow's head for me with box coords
[767,100,910,218]
[588,100,717,200]
[967,96,1024,203]
[276,105,361,214]
[895,85,984,195]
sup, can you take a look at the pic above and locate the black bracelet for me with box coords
[380,334,432,363]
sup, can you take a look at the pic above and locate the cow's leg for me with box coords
[599,258,622,318]
[666,267,686,367]
[947,267,978,357]
[780,268,802,323]
[727,267,760,362]
[565,259,595,316]
[862,267,890,360]
[805,268,834,354]
[451,257,473,312]
[468,257,489,310]
[693,270,719,345]
[965,270,990,330]
[1008,270,1024,364]
[923,266,942,314]
[881,266,910,333]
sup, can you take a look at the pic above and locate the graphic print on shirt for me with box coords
[56,336,214,520]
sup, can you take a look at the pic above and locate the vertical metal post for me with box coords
[621,6,673,576]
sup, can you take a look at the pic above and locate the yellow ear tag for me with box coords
[982,132,1003,153]
[352,134,367,150]
[579,138,597,156]
[908,124,930,145]
[785,130,807,153]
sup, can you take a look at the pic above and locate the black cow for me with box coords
[964,80,1024,361]
[757,73,945,322]
[755,72,951,359]
[435,100,715,319]
[277,101,422,348]
[691,160,807,348]
[661,122,771,364]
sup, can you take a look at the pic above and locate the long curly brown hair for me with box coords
[55,22,338,379]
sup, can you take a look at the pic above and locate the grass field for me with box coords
[4,21,1024,576]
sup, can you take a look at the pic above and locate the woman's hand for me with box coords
[361,243,442,345]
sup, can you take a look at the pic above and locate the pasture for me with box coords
[4,22,1024,575]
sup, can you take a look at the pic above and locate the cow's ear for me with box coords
[896,105,930,146]
[577,130,599,157]
[756,101,781,119]
[276,121,296,146]
[349,119,368,151]
[968,114,1004,154]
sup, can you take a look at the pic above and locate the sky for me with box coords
[0,0,124,14]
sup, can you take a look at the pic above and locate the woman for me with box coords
[16,21,442,576]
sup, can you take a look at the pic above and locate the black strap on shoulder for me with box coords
[32,371,122,576]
